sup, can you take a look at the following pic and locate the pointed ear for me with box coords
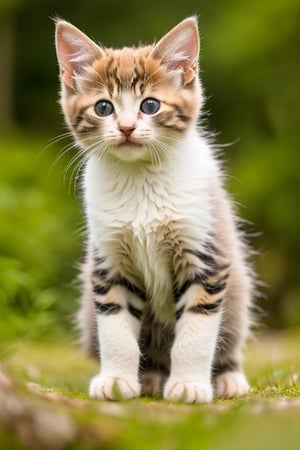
[151,17,199,85]
[55,20,105,88]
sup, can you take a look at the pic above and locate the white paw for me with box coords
[164,379,213,403]
[89,375,141,400]
[214,371,250,398]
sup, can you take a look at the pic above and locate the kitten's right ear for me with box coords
[55,20,105,89]
[151,17,199,85]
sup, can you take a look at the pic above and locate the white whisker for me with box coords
[63,149,85,182]
[70,157,86,196]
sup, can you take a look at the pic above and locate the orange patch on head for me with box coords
[92,57,109,79]
[90,45,184,95]
[117,49,137,81]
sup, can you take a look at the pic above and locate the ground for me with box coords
[1,331,300,450]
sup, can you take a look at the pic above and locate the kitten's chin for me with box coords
[109,144,153,163]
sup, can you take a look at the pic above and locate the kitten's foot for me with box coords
[89,375,141,400]
[214,371,250,398]
[164,379,213,403]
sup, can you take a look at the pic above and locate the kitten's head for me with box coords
[55,17,202,163]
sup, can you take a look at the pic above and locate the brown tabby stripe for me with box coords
[117,278,147,301]
[175,306,185,321]
[93,284,111,296]
[73,105,91,130]
[94,300,143,319]
[112,67,120,91]
[94,255,106,265]
[202,274,229,295]
[177,114,191,123]
[203,242,224,256]
[73,108,99,134]
[92,277,146,302]
[105,56,114,77]
[174,275,199,300]
[94,301,122,314]
[193,250,229,272]
[185,249,230,277]
[134,58,146,94]
[153,113,185,133]
[163,101,192,124]
[164,124,185,133]
[127,303,143,320]
[93,268,109,279]
[174,272,228,301]
[188,298,223,315]
[77,126,98,134]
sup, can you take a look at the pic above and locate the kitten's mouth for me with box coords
[117,138,144,149]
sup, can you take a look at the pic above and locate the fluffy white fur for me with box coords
[84,129,217,321]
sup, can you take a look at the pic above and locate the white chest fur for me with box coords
[83,132,218,320]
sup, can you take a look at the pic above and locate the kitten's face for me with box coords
[56,18,202,163]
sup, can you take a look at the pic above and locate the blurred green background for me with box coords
[1,0,299,342]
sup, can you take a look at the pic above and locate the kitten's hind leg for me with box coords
[212,279,251,399]
[213,333,250,399]
[77,242,98,358]
[214,370,249,398]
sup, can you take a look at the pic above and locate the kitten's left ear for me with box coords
[151,17,199,85]
[55,19,105,89]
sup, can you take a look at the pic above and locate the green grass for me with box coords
[1,331,300,450]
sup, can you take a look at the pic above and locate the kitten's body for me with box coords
[55,17,254,402]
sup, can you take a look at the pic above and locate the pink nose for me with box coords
[119,127,135,138]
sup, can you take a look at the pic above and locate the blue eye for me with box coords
[94,100,114,117]
[140,98,161,115]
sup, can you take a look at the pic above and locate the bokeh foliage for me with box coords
[0,0,299,339]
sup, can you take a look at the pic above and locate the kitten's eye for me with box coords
[140,98,161,115]
[94,100,114,117]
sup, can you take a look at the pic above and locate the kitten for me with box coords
[55,17,254,403]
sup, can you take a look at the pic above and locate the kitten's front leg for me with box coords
[89,284,143,400]
[164,283,223,403]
